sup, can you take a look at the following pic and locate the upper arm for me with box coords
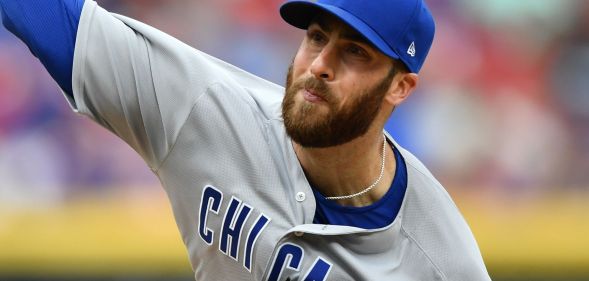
[71,1,229,169]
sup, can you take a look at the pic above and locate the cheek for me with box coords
[335,76,360,103]
[336,74,376,106]
[292,48,314,78]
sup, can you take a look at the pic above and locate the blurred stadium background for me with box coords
[1,0,588,280]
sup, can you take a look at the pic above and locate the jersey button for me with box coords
[295,192,306,202]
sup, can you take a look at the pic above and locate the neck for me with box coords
[293,129,396,207]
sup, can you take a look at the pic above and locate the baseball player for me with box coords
[0,0,491,280]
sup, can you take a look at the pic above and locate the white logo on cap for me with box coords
[407,41,416,57]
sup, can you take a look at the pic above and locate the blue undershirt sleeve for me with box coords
[0,0,85,96]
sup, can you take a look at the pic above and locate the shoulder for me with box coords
[113,11,285,119]
[87,1,284,120]
[392,140,491,280]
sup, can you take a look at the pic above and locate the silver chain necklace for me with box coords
[325,135,387,200]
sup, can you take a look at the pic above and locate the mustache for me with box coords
[293,76,334,102]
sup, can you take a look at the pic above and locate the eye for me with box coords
[345,44,369,58]
[307,30,327,45]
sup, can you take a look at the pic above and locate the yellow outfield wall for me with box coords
[0,187,588,278]
[0,188,191,277]
[458,190,589,277]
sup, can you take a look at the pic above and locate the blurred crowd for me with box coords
[1,0,588,206]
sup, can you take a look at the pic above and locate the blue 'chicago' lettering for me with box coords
[220,197,253,260]
[198,185,271,273]
[267,243,332,281]
[199,185,223,245]
[244,213,271,272]
[302,257,333,281]
[198,186,332,279]
[267,243,304,281]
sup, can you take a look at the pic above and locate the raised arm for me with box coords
[0,0,85,95]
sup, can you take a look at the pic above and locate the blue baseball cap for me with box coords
[280,0,435,73]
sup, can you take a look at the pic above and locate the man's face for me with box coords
[282,14,396,148]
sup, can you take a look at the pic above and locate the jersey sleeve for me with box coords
[71,1,236,170]
[0,0,84,95]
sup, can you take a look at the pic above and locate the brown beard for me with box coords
[282,64,396,148]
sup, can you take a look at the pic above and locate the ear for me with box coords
[384,73,418,106]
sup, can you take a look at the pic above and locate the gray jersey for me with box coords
[66,1,491,280]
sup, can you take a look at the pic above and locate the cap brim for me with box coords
[280,1,400,60]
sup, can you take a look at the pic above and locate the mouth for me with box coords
[302,88,327,103]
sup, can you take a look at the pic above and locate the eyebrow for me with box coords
[311,16,372,45]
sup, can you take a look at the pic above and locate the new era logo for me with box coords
[407,42,416,57]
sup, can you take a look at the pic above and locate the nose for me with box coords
[309,45,336,81]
